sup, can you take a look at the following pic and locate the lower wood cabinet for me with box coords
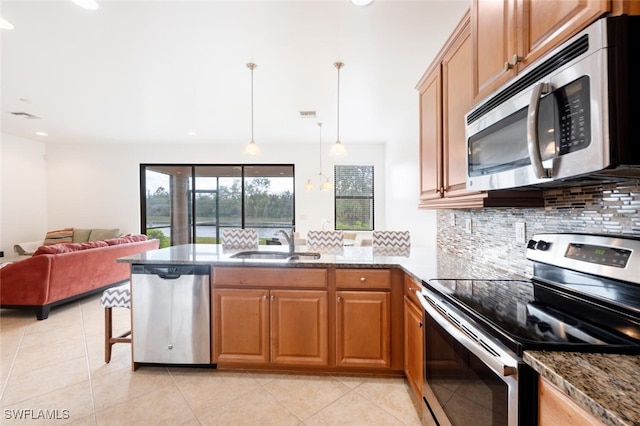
[335,290,390,368]
[404,295,423,399]
[538,376,604,426]
[213,288,328,366]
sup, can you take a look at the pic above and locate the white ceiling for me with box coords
[1,0,469,147]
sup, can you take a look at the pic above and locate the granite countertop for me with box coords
[117,243,440,282]
[524,351,640,426]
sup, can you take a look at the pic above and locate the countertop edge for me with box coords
[524,350,640,426]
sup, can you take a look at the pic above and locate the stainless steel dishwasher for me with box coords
[131,264,210,365]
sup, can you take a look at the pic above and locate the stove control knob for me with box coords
[527,239,537,249]
[536,240,551,251]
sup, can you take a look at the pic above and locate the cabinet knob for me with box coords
[263,295,268,300]
[419,322,423,328]
[360,277,366,282]
[504,54,522,71]
[337,296,342,303]
[270,295,275,301]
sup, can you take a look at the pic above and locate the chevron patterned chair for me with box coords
[222,228,259,249]
[100,282,132,363]
[307,230,344,247]
[372,230,411,247]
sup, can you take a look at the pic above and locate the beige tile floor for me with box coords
[0,294,422,425]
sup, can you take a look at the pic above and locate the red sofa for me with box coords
[0,235,159,319]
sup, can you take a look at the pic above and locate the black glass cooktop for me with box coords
[426,276,640,356]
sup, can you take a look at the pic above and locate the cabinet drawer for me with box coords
[213,267,327,288]
[404,274,423,307]
[336,269,391,289]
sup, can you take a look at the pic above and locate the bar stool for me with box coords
[100,282,131,363]
[222,228,259,249]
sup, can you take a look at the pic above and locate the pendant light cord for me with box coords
[247,63,256,143]
[334,62,343,143]
[318,122,323,175]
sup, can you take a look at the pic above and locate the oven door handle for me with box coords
[416,290,518,378]
[527,82,553,179]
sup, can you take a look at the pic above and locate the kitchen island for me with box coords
[118,243,637,426]
[118,243,436,375]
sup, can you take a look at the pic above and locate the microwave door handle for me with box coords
[527,82,552,179]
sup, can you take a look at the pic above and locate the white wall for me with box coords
[42,141,385,240]
[0,134,48,256]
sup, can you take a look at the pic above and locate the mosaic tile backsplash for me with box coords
[436,181,640,279]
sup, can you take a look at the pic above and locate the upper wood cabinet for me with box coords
[418,11,481,207]
[417,10,543,208]
[473,0,618,102]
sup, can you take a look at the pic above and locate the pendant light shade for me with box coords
[244,63,261,156]
[330,62,348,157]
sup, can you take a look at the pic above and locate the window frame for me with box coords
[333,165,375,231]
[140,163,295,246]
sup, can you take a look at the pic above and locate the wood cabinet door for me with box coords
[472,0,517,101]
[404,296,424,399]
[523,0,608,67]
[270,290,328,366]
[442,17,476,199]
[418,67,443,203]
[538,376,604,425]
[213,288,269,364]
[336,291,390,368]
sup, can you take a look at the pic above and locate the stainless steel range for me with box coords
[417,233,640,426]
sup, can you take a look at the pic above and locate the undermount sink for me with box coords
[230,251,321,261]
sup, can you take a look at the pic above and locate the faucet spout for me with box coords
[277,229,295,254]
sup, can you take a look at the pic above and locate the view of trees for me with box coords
[146,178,293,229]
[335,165,374,230]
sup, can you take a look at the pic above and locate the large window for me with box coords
[141,164,294,247]
[334,165,374,231]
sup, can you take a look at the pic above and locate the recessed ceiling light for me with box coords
[187,131,198,136]
[351,0,373,6]
[72,0,99,10]
[35,131,48,137]
[0,18,15,30]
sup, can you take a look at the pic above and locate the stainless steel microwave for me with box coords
[465,15,640,191]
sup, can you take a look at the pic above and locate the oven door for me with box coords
[417,290,522,426]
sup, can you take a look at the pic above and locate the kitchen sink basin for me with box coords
[230,251,321,260]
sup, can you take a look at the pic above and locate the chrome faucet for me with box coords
[276,228,295,254]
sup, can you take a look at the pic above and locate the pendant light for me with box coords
[304,123,333,191]
[330,62,348,157]
[244,63,261,156]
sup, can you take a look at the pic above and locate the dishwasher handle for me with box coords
[158,272,182,280]
[131,264,210,276]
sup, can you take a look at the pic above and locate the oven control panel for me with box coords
[565,243,631,268]
[527,233,639,284]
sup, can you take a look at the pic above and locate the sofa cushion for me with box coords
[122,234,148,242]
[72,228,93,243]
[80,241,109,250]
[88,228,120,241]
[34,244,70,255]
[43,228,74,245]
[104,237,129,246]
